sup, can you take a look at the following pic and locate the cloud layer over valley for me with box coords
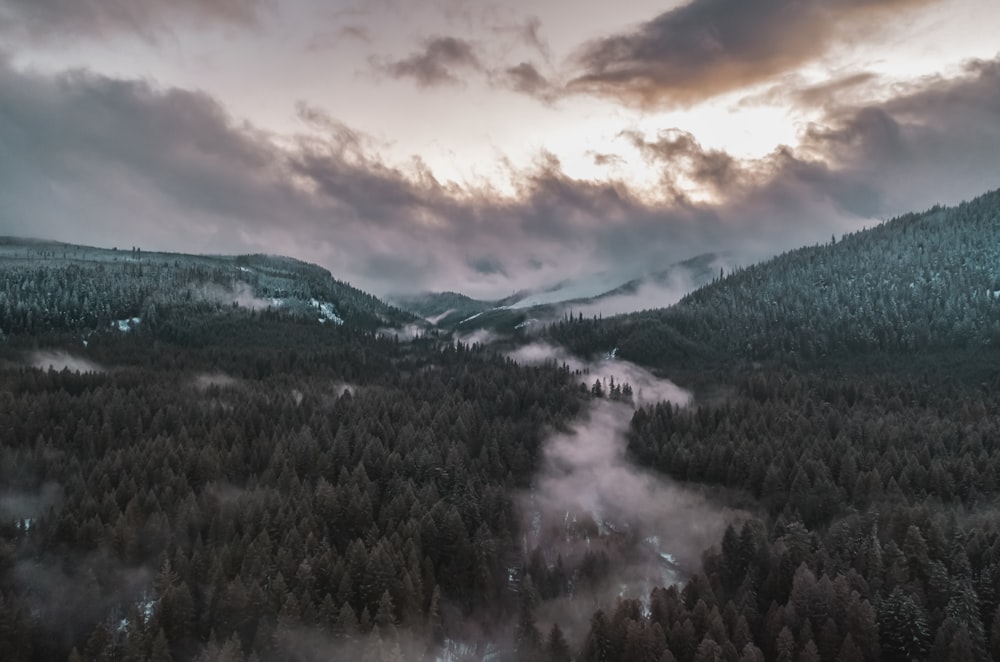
[0,0,997,303]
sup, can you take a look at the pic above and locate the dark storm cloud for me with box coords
[372,36,483,87]
[0,0,263,40]
[497,62,559,102]
[2,54,999,298]
[624,129,742,194]
[0,63,316,251]
[787,57,1000,215]
[568,0,934,107]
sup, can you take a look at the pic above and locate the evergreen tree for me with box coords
[516,575,543,662]
[878,588,930,661]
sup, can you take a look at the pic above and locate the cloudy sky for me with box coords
[1,0,998,298]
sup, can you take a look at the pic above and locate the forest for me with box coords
[548,188,1000,378]
[1,188,1000,661]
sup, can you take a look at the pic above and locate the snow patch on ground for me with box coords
[459,311,483,324]
[113,317,141,332]
[507,272,626,309]
[310,298,344,324]
[425,309,455,325]
[435,639,502,662]
[117,595,156,633]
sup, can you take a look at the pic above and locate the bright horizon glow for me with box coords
[9,0,996,203]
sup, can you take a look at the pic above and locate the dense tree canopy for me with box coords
[549,189,1000,375]
[3,189,1000,660]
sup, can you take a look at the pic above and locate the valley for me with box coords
[1,190,1000,661]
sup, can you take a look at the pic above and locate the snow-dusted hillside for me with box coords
[0,238,413,337]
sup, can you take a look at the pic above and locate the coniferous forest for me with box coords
[2,189,1000,662]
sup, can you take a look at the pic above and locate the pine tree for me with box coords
[991,608,1000,662]
[427,585,445,650]
[582,610,612,662]
[547,623,571,662]
[738,644,764,662]
[798,640,820,662]
[944,580,987,659]
[947,625,975,662]
[694,637,724,662]
[776,626,796,662]
[878,588,930,661]
[149,629,174,662]
[334,602,358,640]
[516,575,543,661]
[836,634,864,662]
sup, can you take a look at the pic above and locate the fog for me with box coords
[194,281,274,310]
[455,328,500,347]
[565,261,724,319]
[508,341,689,408]
[379,323,427,341]
[527,400,740,569]
[192,372,239,390]
[13,551,154,653]
[30,350,103,373]
[510,342,744,644]
[0,483,63,525]
[269,626,452,662]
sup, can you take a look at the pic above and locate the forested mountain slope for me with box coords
[0,238,413,336]
[0,290,593,660]
[4,189,1000,662]
[549,188,1000,372]
[555,189,1000,662]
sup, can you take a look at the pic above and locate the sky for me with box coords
[1,0,998,299]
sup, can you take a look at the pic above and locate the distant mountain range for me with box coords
[390,252,725,333]
[5,185,1000,379]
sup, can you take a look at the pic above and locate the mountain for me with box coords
[5,194,1000,662]
[0,237,414,340]
[593,252,722,301]
[391,252,723,334]
[388,290,494,326]
[549,188,1000,376]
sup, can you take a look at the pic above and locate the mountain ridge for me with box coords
[548,187,1000,377]
[390,252,725,332]
[0,237,415,338]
